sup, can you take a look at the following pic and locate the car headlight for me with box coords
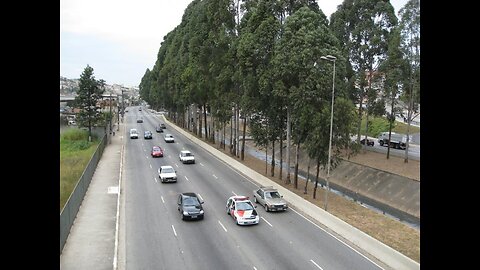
[183,211,188,215]
[200,210,204,214]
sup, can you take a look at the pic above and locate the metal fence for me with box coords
[60,133,107,254]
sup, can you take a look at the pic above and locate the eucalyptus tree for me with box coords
[237,0,280,162]
[379,26,407,159]
[398,0,420,163]
[330,0,397,147]
[272,6,340,186]
[203,0,237,143]
[75,65,105,142]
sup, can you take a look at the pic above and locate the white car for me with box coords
[158,165,177,183]
[129,128,138,139]
[164,134,174,143]
[179,150,195,164]
[226,196,259,225]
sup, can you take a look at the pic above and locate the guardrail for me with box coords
[60,133,107,254]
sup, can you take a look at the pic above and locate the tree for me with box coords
[399,0,420,163]
[379,26,407,159]
[330,0,397,147]
[75,65,105,142]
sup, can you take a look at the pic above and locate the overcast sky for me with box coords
[60,0,409,87]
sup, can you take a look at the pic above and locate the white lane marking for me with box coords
[200,163,204,166]
[172,225,177,237]
[232,191,237,196]
[113,143,125,270]
[175,163,179,168]
[154,177,158,183]
[213,174,218,179]
[253,267,257,270]
[197,193,204,201]
[185,176,189,181]
[161,196,165,204]
[310,260,323,270]
[218,220,228,232]
[261,217,273,227]
[149,164,152,169]
[290,208,384,270]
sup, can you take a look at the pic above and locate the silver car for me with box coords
[253,186,288,212]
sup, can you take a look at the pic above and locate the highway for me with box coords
[120,107,386,270]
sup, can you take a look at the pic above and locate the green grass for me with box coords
[359,115,420,138]
[60,129,100,211]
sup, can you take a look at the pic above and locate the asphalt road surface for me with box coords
[120,108,386,270]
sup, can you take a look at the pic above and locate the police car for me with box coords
[226,195,259,225]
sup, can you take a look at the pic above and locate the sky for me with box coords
[60,0,409,88]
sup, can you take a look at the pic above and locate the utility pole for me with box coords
[109,92,113,135]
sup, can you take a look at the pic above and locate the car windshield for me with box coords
[236,201,254,211]
[153,147,160,151]
[265,191,281,199]
[162,167,174,173]
[183,197,199,206]
[186,152,193,156]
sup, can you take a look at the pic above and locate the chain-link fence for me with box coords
[60,133,107,254]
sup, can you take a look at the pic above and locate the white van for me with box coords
[130,128,138,139]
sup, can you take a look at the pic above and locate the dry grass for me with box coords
[208,140,420,263]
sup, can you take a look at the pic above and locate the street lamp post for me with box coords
[320,55,336,211]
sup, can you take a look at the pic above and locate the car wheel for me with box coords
[254,197,257,203]
[264,204,269,212]
[226,208,230,215]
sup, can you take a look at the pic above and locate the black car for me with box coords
[155,125,164,133]
[160,123,166,129]
[144,130,153,139]
[177,192,204,220]
[137,118,143,123]
[360,138,374,146]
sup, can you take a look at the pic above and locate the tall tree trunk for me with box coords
[286,107,291,184]
[294,143,299,189]
[265,146,268,175]
[270,140,275,177]
[356,87,364,144]
[223,121,226,150]
[236,106,240,157]
[313,160,320,199]
[387,88,396,159]
[304,158,311,194]
[241,115,246,160]
[203,104,208,140]
[230,116,233,154]
[279,135,283,180]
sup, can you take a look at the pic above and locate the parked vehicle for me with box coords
[253,186,288,212]
[377,132,407,149]
[360,138,374,146]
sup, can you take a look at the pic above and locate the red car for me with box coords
[151,146,164,157]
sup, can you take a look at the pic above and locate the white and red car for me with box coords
[226,196,259,225]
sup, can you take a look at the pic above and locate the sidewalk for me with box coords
[60,123,124,270]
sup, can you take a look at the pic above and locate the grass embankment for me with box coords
[60,129,99,211]
[359,116,420,137]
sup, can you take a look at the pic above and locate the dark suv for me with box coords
[177,192,204,220]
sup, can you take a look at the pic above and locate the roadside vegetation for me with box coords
[60,129,99,211]
[360,115,420,138]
